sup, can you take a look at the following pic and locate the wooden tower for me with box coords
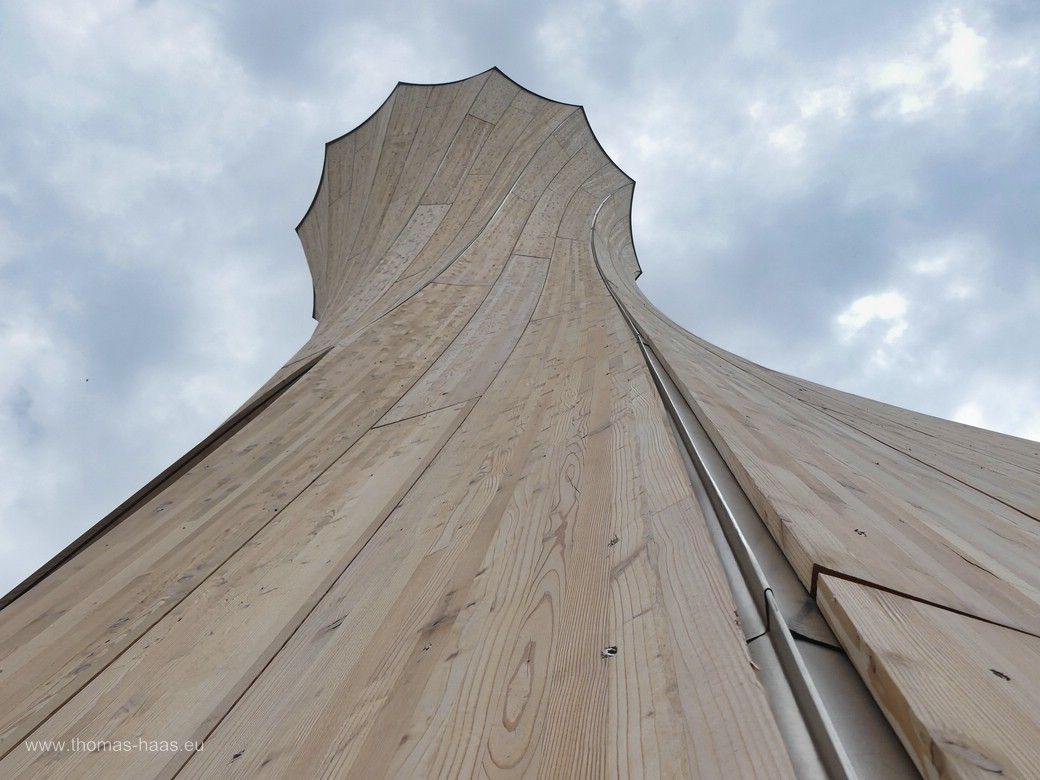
[2,69,1038,779]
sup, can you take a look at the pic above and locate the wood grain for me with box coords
[2,401,473,779]
[818,574,1040,779]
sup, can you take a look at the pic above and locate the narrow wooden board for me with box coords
[379,253,548,426]
[469,71,521,124]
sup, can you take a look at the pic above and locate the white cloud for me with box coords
[798,86,851,119]
[864,8,1001,121]
[873,60,928,90]
[903,236,990,301]
[953,380,1040,442]
[911,254,951,275]
[836,291,909,344]
[535,0,602,78]
[953,400,986,426]
[768,123,805,155]
[941,11,988,91]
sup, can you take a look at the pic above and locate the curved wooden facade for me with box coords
[1,68,1038,778]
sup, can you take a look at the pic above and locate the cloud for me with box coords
[0,0,319,592]
[941,10,988,91]
[954,378,1040,443]
[1,0,1038,596]
[836,291,909,344]
[865,8,993,118]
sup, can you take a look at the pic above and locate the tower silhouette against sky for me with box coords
[2,69,1038,779]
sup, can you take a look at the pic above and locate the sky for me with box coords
[1,0,1038,594]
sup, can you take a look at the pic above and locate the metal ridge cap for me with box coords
[587,191,917,779]
[638,332,856,780]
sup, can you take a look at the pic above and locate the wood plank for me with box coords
[789,373,1040,474]
[346,84,432,264]
[325,131,356,202]
[0,281,487,755]
[765,374,1040,518]
[468,71,520,124]
[352,75,488,295]
[296,166,329,314]
[327,203,451,329]
[0,401,473,779]
[423,114,493,205]
[434,193,536,286]
[818,575,1040,780]
[322,93,396,313]
[468,102,536,177]
[379,253,547,426]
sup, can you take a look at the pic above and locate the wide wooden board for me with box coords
[819,575,1040,780]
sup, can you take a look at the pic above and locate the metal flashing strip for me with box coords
[638,337,849,779]
[649,347,838,646]
[585,192,916,778]
[641,340,919,780]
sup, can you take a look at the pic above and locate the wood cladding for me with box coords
[1,68,1036,778]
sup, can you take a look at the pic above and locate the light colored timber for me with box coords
[3,401,473,779]
[182,196,791,778]
[818,575,1040,779]
[1,67,1036,778]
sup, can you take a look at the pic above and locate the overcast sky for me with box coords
[1,0,1038,594]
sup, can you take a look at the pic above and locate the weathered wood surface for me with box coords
[0,69,796,777]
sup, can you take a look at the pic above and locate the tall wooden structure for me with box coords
[2,69,1038,779]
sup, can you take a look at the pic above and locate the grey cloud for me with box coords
[0,0,1037,595]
